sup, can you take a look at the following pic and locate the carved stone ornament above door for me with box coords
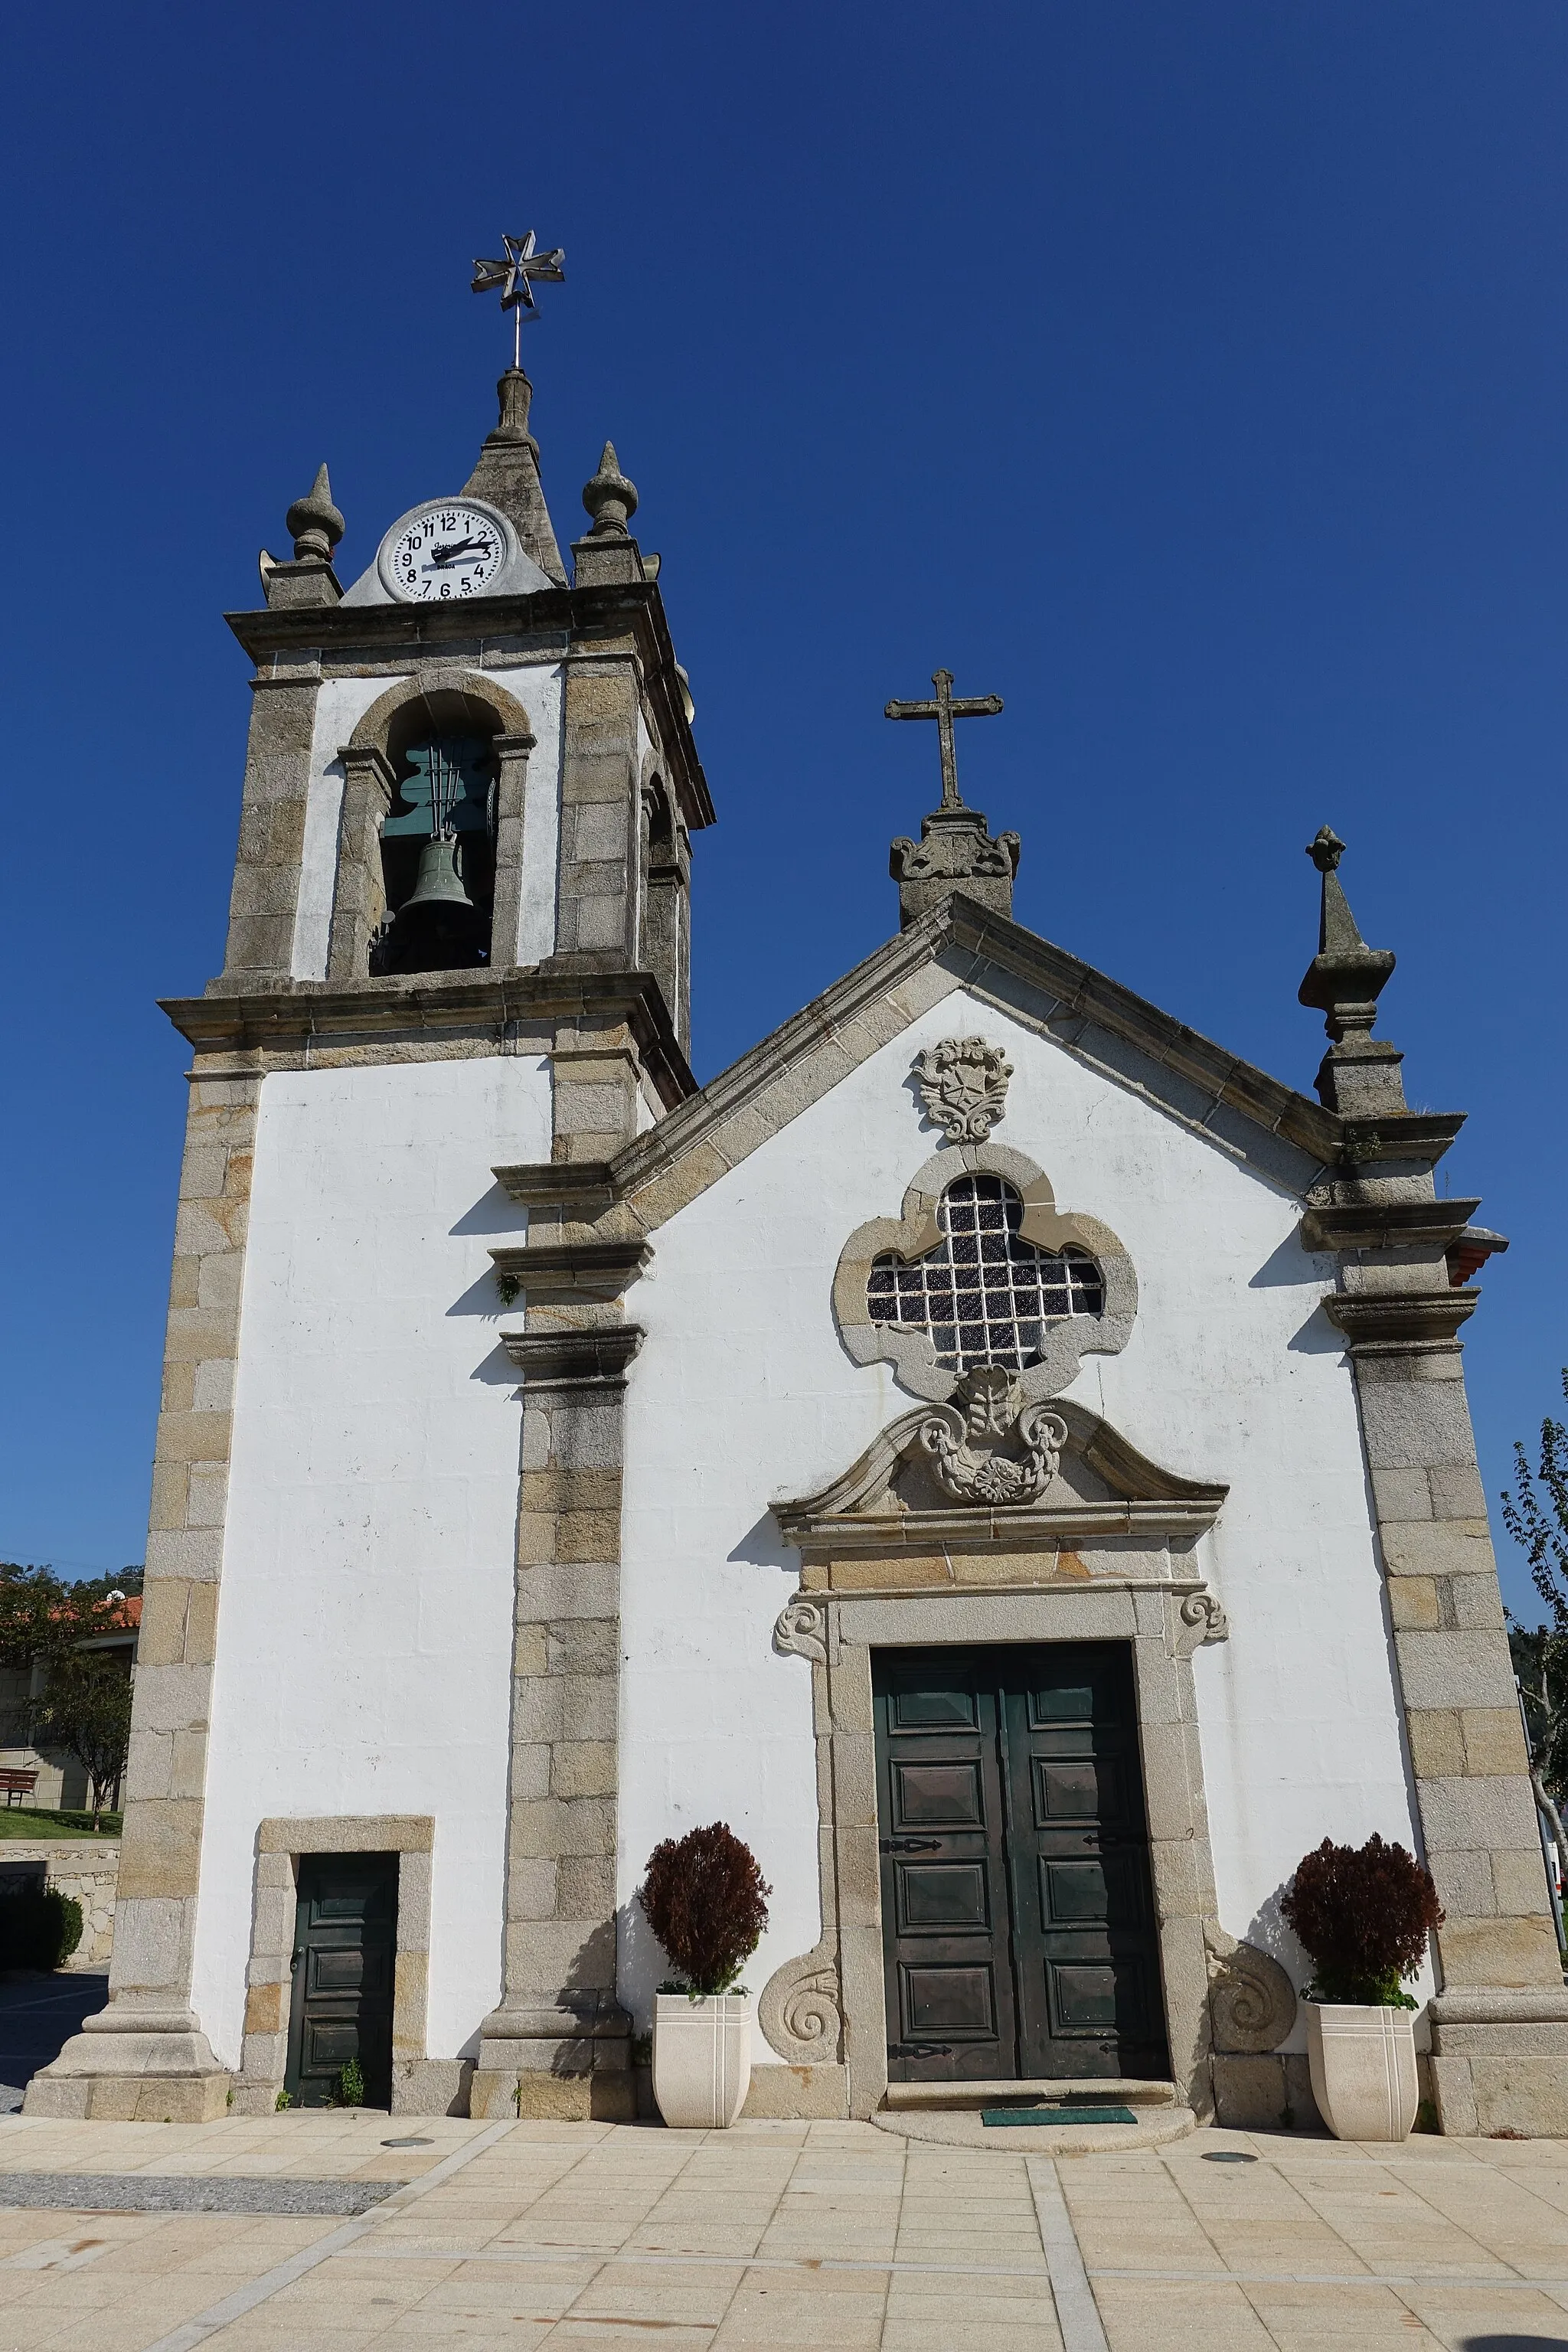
[834,1142,1137,1403]
[914,1036,1013,1142]
[773,1387,1228,1563]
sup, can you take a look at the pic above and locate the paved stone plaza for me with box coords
[0,2116,1560,2350]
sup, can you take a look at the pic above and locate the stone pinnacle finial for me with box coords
[284,464,345,564]
[493,368,537,449]
[1298,825,1403,1115]
[581,443,639,537]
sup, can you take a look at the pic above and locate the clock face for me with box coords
[384,502,508,601]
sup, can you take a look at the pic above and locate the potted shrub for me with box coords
[640,1823,771,2130]
[1281,1834,1444,2142]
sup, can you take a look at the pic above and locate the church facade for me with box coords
[30,352,1568,2137]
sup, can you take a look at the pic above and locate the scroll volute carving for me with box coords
[758,1945,844,2066]
[1204,1921,1298,2053]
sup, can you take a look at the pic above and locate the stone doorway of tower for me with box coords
[284,1852,398,2109]
[874,1642,1169,2085]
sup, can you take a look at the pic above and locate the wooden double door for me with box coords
[874,1643,1168,2083]
[284,1853,397,2109]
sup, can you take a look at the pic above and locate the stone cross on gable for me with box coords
[885,669,1004,811]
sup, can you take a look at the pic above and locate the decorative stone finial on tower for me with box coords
[262,464,344,609]
[1297,826,1405,1115]
[885,668,1019,928]
[572,441,645,586]
[582,443,639,537]
[462,368,567,586]
[492,368,538,450]
[285,463,345,564]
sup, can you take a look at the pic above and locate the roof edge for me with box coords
[608,892,1347,1223]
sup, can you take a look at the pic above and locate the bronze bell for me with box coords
[402,831,473,911]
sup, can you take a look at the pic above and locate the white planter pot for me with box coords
[652,1992,753,2130]
[1305,2001,1419,2142]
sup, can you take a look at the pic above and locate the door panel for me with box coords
[874,1656,1018,2080]
[875,1644,1168,2084]
[284,1852,398,2109]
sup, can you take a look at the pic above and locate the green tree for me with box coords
[0,1566,142,1818]
[0,1565,142,1677]
[1501,1370,1568,1891]
[30,1655,132,1828]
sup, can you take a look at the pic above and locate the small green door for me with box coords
[875,1644,1167,2082]
[284,1853,398,2108]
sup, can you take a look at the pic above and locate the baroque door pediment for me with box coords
[773,1372,1228,1558]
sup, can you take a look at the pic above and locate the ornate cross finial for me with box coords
[472,230,566,368]
[885,669,1004,811]
[1308,824,1346,875]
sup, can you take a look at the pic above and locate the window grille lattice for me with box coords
[867,1173,1103,1373]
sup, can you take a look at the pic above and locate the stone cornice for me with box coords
[224,574,714,833]
[1323,1290,1480,1349]
[776,1501,1224,1558]
[160,965,696,1111]
[492,1161,616,1214]
[488,1239,651,1298]
[499,1326,645,1386]
[1301,1198,1482,1254]
[1338,1112,1465,1168]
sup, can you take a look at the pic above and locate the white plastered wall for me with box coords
[289,662,564,979]
[191,1052,550,2069]
[618,988,1426,2056]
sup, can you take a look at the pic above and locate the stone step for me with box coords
[872,2101,1197,2153]
[881,2077,1178,2112]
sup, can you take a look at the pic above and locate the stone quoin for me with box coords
[27,281,1562,2138]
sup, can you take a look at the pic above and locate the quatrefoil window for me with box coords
[866,1173,1104,1374]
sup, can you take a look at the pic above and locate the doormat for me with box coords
[981,2105,1138,2128]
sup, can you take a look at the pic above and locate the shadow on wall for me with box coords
[1248,1230,1345,1354]
[618,1896,668,2034]
[1244,1890,1308,1991]
[727,1511,796,1574]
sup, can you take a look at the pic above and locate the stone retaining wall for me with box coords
[0,1842,118,1969]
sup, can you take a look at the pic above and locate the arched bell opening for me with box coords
[369,691,503,976]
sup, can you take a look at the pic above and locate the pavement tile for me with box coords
[6,2115,1568,2350]
[1236,2277,1451,2347]
[1095,2276,1276,2350]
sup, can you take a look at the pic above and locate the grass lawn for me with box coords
[0,1808,121,1841]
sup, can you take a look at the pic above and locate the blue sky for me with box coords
[2,2,1565,1616]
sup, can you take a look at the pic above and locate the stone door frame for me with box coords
[231,1814,446,2115]
[763,1584,1224,2121]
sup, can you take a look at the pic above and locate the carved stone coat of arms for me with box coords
[914,1036,1014,1142]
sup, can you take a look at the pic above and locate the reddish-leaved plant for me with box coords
[1280,1834,1444,2007]
[640,1822,772,1996]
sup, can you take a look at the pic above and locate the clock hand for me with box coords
[430,535,490,563]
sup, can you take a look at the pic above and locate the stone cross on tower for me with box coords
[885,668,1020,930]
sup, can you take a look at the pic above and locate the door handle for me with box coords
[880,1837,942,1854]
[289,1951,301,1972]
